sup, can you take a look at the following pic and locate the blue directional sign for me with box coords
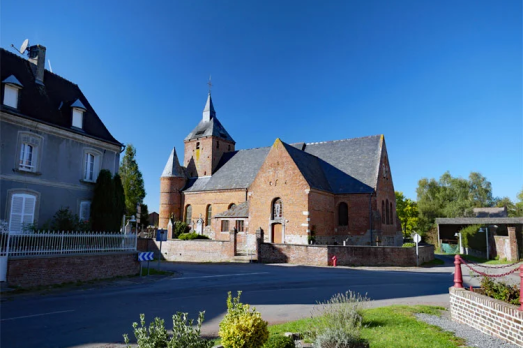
[156,229,168,242]
[138,252,154,261]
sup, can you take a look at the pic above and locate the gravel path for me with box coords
[415,313,520,348]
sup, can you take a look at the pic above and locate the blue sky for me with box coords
[2,0,522,213]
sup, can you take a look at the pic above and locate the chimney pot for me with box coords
[28,45,46,85]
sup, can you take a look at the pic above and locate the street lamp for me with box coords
[478,226,489,260]
[454,232,463,254]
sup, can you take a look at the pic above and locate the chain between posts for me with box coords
[460,257,521,278]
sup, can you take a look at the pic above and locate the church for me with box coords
[159,93,402,248]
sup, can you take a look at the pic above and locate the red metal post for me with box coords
[453,255,463,288]
[332,256,337,267]
[519,265,523,311]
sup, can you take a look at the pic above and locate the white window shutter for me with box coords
[9,195,24,232]
[22,196,36,227]
[3,85,18,108]
[72,109,83,128]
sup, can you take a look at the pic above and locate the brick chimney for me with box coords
[28,45,46,85]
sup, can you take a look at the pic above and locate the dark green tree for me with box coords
[140,203,149,228]
[90,169,115,231]
[113,173,126,230]
[119,144,146,217]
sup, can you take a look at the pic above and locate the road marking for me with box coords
[170,272,270,281]
[1,309,75,322]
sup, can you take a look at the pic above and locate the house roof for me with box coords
[0,48,121,146]
[436,217,523,225]
[214,201,249,218]
[183,135,381,194]
[473,207,507,218]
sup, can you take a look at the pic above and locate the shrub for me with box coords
[173,221,190,238]
[314,328,367,348]
[459,224,482,248]
[219,291,269,348]
[307,291,368,344]
[179,232,209,240]
[480,277,520,305]
[402,243,415,248]
[263,335,295,348]
[123,312,213,348]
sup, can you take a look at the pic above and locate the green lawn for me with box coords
[212,305,466,348]
[422,258,445,267]
[459,254,517,265]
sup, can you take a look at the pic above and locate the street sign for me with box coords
[412,232,421,267]
[156,229,168,242]
[413,233,421,243]
[138,252,154,261]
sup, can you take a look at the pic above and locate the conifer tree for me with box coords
[113,173,126,231]
[119,144,146,217]
[91,169,115,231]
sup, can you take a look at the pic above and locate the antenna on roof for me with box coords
[48,60,53,73]
[11,39,29,55]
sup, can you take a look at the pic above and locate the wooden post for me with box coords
[453,255,463,288]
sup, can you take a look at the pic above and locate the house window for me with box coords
[272,198,283,220]
[72,108,84,128]
[19,143,35,171]
[9,193,36,233]
[221,220,229,232]
[196,142,200,149]
[79,201,91,222]
[236,220,244,232]
[206,205,212,226]
[381,201,385,224]
[3,84,19,108]
[386,199,390,225]
[84,153,95,181]
[390,202,393,225]
[338,202,348,226]
[228,203,236,210]
[185,205,192,225]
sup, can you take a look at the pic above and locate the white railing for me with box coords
[0,231,137,258]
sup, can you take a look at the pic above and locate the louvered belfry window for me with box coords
[9,193,36,233]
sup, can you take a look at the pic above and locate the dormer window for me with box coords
[71,99,86,129]
[2,75,23,109]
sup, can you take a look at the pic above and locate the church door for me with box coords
[272,223,283,244]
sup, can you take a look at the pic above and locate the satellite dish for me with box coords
[20,39,29,54]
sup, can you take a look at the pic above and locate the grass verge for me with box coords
[421,258,445,267]
[140,268,173,276]
[212,305,465,348]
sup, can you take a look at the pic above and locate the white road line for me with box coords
[171,272,270,281]
[1,309,75,322]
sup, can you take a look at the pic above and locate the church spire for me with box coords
[202,92,216,122]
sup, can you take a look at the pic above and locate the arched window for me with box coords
[206,205,212,226]
[390,202,393,225]
[272,198,283,220]
[381,201,385,224]
[338,202,348,226]
[385,199,389,225]
[228,203,236,210]
[185,205,192,225]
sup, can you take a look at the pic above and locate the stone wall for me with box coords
[450,287,523,346]
[258,242,434,267]
[7,252,139,288]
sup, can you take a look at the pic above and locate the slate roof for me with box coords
[162,147,186,178]
[0,48,121,146]
[214,201,249,218]
[436,218,523,225]
[184,94,235,143]
[473,207,507,218]
[183,135,381,194]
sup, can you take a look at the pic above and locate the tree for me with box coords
[516,186,523,217]
[113,173,126,230]
[91,169,116,231]
[140,203,149,228]
[119,144,146,217]
[395,192,419,238]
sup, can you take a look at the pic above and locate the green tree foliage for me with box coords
[516,186,523,217]
[113,173,126,228]
[395,192,419,238]
[140,203,149,228]
[416,171,494,232]
[91,169,115,231]
[458,224,482,248]
[119,144,146,217]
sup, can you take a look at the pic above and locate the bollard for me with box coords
[331,255,337,267]
[519,265,523,311]
[453,255,463,288]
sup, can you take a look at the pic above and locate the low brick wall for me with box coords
[450,287,523,346]
[139,238,235,262]
[258,243,434,267]
[8,252,140,288]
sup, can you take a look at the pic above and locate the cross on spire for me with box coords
[207,75,212,94]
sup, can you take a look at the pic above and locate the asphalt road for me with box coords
[1,261,456,348]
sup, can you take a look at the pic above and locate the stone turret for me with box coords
[159,147,186,229]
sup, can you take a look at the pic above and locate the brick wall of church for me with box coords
[184,137,235,177]
[183,189,247,231]
[248,140,310,244]
[159,176,186,229]
[375,139,400,239]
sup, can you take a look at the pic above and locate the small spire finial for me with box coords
[207,75,212,94]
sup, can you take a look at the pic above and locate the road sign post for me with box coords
[156,229,167,271]
[138,252,154,276]
[412,232,421,267]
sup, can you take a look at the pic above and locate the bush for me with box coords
[179,232,209,240]
[314,328,367,348]
[123,312,213,348]
[480,277,520,306]
[263,335,295,348]
[307,291,368,345]
[402,243,415,248]
[173,221,190,238]
[219,291,269,348]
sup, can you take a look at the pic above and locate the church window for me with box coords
[338,202,348,226]
[206,205,212,226]
[228,145,231,151]
[221,220,229,232]
[196,142,200,149]
[381,201,385,224]
[236,220,244,232]
[272,198,283,220]
[228,203,236,210]
[390,202,393,225]
[185,205,192,225]
[385,199,389,225]
[216,141,219,149]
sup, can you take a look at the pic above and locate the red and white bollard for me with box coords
[453,255,463,288]
[519,265,523,311]
[331,255,337,267]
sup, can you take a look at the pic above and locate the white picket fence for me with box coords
[0,231,137,258]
